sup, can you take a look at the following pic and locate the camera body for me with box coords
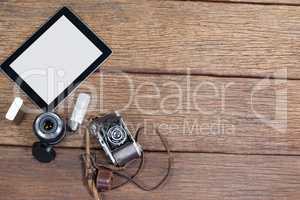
[89,112,142,166]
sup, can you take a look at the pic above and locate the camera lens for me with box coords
[33,112,65,145]
[40,117,58,134]
[107,125,127,146]
[113,131,122,140]
[43,120,54,131]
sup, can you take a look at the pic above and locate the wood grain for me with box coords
[1,146,300,200]
[0,1,299,199]
[205,0,300,5]
[0,0,299,79]
[0,72,299,155]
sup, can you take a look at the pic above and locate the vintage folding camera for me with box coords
[89,112,143,166]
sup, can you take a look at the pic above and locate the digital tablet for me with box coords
[1,7,112,111]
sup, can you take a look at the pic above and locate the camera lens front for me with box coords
[33,112,65,145]
[43,119,55,131]
[40,116,58,134]
[107,126,127,146]
[113,130,122,139]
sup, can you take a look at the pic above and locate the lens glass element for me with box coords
[39,116,58,134]
[107,125,127,146]
[34,112,65,144]
[43,119,54,131]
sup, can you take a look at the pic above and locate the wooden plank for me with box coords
[206,0,300,5]
[0,0,300,79]
[1,146,300,200]
[0,72,299,155]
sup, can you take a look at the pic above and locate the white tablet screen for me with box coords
[10,15,102,104]
[1,7,111,110]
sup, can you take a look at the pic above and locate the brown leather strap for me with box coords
[81,126,172,200]
[96,169,113,191]
[83,128,102,200]
[111,128,172,191]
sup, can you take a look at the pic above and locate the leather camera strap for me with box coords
[83,127,103,200]
[81,127,172,200]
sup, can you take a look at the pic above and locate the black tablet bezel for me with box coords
[0,7,112,111]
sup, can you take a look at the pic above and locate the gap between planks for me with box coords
[100,68,297,81]
[3,143,300,157]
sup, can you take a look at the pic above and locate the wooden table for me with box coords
[1,0,300,199]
